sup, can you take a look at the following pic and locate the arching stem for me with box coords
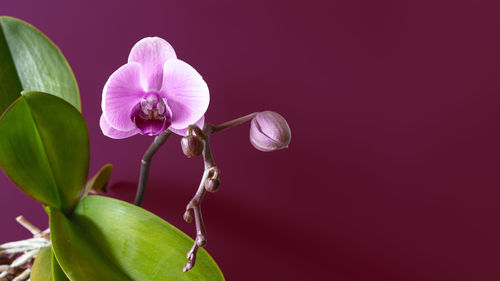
[183,124,217,272]
[211,112,257,133]
[134,130,172,206]
[183,114,259,272]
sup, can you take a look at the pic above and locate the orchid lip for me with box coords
[131,93,171,136]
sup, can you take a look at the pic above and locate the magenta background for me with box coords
[2,0,500,280]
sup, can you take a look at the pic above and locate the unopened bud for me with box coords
[183,209,194,223]
[183,262,194,272]
[181,135,204,157]
[205,178,220,193]
[204,167,220,192]
[196,235,207,247]
[249,111,291,152]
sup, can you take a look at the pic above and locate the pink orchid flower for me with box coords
[100,37,208,139]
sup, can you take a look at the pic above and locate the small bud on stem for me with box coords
[204,166,221,193]
[196,235,207,247]
[181,136,204,157]
[181,125,206,157]
[249,111,291,152]
[205,179,220,193]
[183,209,194,223]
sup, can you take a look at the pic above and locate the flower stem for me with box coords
[182,113,259,271]
[132,113,258,270]
[211,112,257,133]
[183,125,218,272]
[134,130,172,206]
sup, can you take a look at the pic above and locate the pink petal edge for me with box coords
[102,62,144,131]
[169,115,205,136]
[128,37,177,92]
[160,59,209,130]
[100,114,139,139]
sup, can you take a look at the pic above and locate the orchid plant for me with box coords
[0,17,291,281]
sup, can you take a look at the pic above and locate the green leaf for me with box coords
[31,246,70,281]
[31,247,52,281]
[81,164,113,199]
[0,16,80,114]
[50,196,225,281]
[0,91,89,213]
[52,250,71,281]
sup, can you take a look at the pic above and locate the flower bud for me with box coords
[183,209,194,223]
[205,178,220,193]
[249,111,291,152]
[204,166,221,192]
[181,135,204,157]
[183,262,194,272]
[196,235,207,247]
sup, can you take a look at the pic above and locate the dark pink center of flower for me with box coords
[131,93,171,136]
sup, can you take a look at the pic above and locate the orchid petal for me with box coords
[100,114,139,139]
[128,37,177,92]
[169,115,205,136]
[160,59,209,130]
[102,62,144,131]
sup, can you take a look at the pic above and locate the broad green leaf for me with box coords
[52,250,71,281]
[50,196,225,281]
[31,247,52,281]
[31,246,70,281]
[0,91,89,213]
[0,16,80,114]
[80,164,113,199]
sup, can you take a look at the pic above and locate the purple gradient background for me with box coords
[2,0,500,280]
